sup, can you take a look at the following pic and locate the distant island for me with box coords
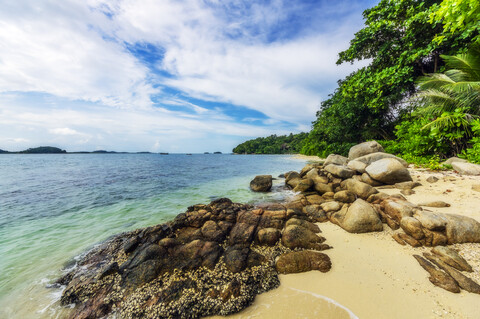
[0,146,164,154]
[233,133,307,154]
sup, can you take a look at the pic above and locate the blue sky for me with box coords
[0,0,377,152]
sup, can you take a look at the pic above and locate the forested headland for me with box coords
[233,0,480,166]
[233,133,307,154]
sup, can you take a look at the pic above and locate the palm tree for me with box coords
[412,43,480,154]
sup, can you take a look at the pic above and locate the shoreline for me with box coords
[19,153,480,318]
[216,165,480,319]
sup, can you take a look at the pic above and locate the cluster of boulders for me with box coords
[58,198,331,319]
[257,140,479,294]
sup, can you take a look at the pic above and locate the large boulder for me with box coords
[400,217,424,240]
[276,251,331,274]
[281,225,325,249]
[365,158,412,184]
[354,152,408,167]
[348,141,384,160]
[324,164,355,179]
[413,210,448,231]
[250,175,272,192]
[293,178,314,192]
[452,162,480,175]
[338,199,383,233]
[324,154,348,166]
[444,214,480,244]
[443,157,468,165]
[257,228,281,246]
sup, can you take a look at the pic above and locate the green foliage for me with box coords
[232,133,308,154]
[460,119,480,163]
[430,0,480,43]
[301,0,475,157]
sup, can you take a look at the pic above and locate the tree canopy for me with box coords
[302,0,477,156]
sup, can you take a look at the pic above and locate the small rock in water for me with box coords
[250,175,273,192]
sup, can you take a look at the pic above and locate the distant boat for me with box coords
[159,152,169,155]
[204,152,210,154]
[213,151,222,154]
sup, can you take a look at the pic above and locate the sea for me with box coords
[0,153,356,319]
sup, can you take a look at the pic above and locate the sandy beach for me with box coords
[212,166,480,319]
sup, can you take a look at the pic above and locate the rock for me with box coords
[313,178,333,194]
[365,158,412,184]
[257,228,281,246]
[285,171,300,182]
[201,220,225,242]
[306,194,324,205]
[413,255,460,293]
[381,198,416,222]
[303,205,328,222]
[452,162,480,175]
[395,181,422,190]
[431,246,473,272]
[324,154,348,166]
[426,176,439,183]
[392,233,406,245]
[413,211,447,231]
[293,178,314,192]
[338,199,383,233]
[347,160,367,174]
[401,189,415,196]
[361,173,383,186]
[281,225,325,249]
[224,246,249,273]
[354,152,408,167]
[342,178,378,200]
[334,190,356,203]
[423,229,448,246]
[285,218,320,233]
[398,233,422,247]
[472,184,480,192]
[322,192,335,200]
[123,236,140,254]
[276,251,331,274]
[444,214,480,244]
[400,217,424,240]
[250,175,273,192]
[320,201,342,213]
[228,222,257,245]
[324,164,355,179]
[423,253,480,294]
[418,201,450,208]
[305,168,319,180]
[300,164,318,177]
[443,157,468,165]
[348,141,385,160]
[366,192,390,203]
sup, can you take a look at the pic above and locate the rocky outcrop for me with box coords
[58,198,333,319]
[324,154,348,166]
[250,175,273,192]
[354,152,408,167]
[348,141,384,160]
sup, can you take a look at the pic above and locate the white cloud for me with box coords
[0,0,372,151]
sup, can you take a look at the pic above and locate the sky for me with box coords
[0,0,377,153]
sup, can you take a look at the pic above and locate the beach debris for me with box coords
[250,175,273,192]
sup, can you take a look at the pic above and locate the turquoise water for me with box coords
[0,154,307,318]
